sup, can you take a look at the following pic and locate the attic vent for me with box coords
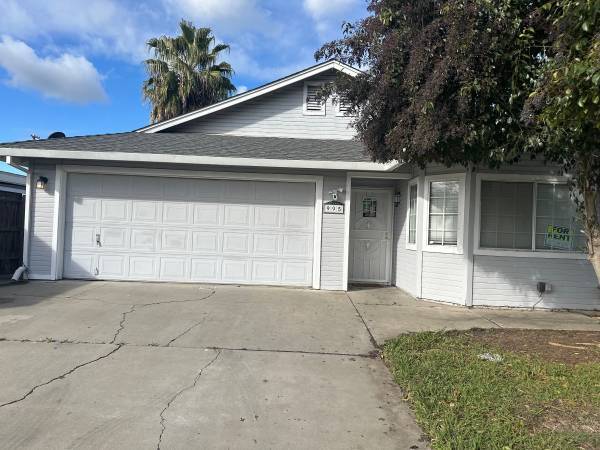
[303,83,325,115]
[336,95,352,116]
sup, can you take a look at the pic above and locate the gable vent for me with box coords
[337,95,352,114]
[304,83,325,115]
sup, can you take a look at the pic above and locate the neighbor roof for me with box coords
[137,60,362,134]
[0,132,401,171]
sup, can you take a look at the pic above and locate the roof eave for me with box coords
[0,147,398,172]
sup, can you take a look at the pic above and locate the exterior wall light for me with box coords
[393,192,401,207]
[36,176,48,190]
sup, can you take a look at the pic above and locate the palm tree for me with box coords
[143,20,236,123]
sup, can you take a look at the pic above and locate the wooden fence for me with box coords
[0,191,25,276]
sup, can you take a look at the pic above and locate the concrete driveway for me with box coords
[1,282,597,450]
[0,281,426,450]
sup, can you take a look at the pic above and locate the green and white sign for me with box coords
[544,224,572,250]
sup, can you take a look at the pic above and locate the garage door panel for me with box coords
[253,234,280,256]
[101,199,129,221]
[100,227,129,248]
[283,207,314,229]
[191,258,219,281]
[131,229,158,251]
[192,231,219,253]
[252,260,280,282]
[222,233,250,254]
[193,203,221,225]
[129,256,157,278]
[159,257,188,280]
[282,261,312,284]
[132,201,161,223]
[254,206,281,228]
[222,259,249,281]
[224,205,251,226]
[65,174,315,286]
[99,255,127,277]
[163,203,190,224]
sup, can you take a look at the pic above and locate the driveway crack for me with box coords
[0,344,122,408]
[111,305,137,344]
[166,316,208,347]
[157,349,222,450]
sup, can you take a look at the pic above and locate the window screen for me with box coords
[408,184,417,244]
[480,181,533,249]
[535,183,586,251]
[428,181,459,245]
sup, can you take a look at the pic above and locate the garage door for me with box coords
[63,173,316,286]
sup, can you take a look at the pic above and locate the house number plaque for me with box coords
[324,201,344,214]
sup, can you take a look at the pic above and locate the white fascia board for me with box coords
[138,60,362,133]
[0,147,398,172]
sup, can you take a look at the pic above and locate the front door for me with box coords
[349,189,393,284]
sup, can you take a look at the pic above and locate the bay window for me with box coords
[407,183,417,246]
[428,181,459,246]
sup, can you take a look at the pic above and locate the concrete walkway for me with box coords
[0,281,597,449]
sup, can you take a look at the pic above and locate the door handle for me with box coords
[96,233,101,247]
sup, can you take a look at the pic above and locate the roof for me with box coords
[0,132,369,161]
[137,60,362,134]
[0,132,399,171]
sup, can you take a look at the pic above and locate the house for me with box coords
[0,169,26,194]
[0,60,597,310]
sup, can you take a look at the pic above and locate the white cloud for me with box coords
[236,85,248,94]
[303,0,359,38]
[0,36,107,103]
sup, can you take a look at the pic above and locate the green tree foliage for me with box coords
[143,20,236,123]
[317,0,600,282]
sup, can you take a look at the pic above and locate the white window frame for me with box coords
[303,82,326,116]
[422,174,466,254]
[474,173,587,260]
[405,179,418,250]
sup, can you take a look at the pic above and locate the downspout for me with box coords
[10,158,31,282]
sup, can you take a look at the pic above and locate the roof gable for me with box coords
[137,60,361,134]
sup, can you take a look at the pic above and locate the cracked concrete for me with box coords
[0,280,596,449]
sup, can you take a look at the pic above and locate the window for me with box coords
[362,197,377,217]
[428,181,459,246]
[480,181,533,249]
[408,184,417,245]
[478,180,586,253]
[303,83,325,115]
[535,183,586,252]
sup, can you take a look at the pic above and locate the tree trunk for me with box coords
[583,185,600,287]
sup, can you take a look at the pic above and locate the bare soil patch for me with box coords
[466,328,600,365]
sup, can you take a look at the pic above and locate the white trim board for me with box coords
[138,60,362,133]
[1,148,399,172]
[54,165,325,289]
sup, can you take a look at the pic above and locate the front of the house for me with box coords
[1,60,598,310]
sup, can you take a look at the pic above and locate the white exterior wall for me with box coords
[421,253,466,304]
[392,180,418,296]
[28,163,55,278]
[473,255,599,310]
[171,76,355,140]
[320,175,347,290]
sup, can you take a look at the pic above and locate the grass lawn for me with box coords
[383,329,600,449]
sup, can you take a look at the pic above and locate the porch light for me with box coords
[393,192,401,207]
[36,176,48,190]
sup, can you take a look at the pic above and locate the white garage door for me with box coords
[63,173,316,286]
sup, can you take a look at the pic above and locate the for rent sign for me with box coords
[544,224,572,250]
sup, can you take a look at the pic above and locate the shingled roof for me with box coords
[0,132,370,162]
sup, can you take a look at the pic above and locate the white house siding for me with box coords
[170,75,355,140]
[28,163,55,278]
[473,255,599,310]
[421,252,466,304]
[392,180,418,296]
[320,175,347,290]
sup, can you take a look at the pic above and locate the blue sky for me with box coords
[0,0,368,145]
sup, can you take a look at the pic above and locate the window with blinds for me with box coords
[408,184,417,245]
[428,181,459,246]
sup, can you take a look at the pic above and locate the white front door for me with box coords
[349,189,393,284]
[63,173,316,286]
